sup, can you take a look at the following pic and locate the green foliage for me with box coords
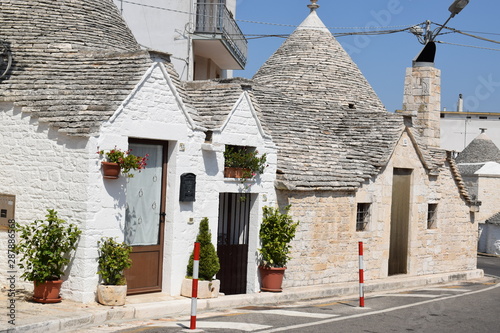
[97,147,148,177]
[224,146,267,180]
[97,237,132,285]
[258,205,299,268]
[187,218,220,281]
[14,209,82,283]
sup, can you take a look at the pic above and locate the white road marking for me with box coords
[376,293,447,298]
[421,287,471,292]
[257,282,500,333]
[149,321,272,332]
[256,309,339,318]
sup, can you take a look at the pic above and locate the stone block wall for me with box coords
[279,131,477,289]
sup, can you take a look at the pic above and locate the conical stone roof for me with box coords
[456,132,500,164]
[252,5,405,191]
[253,8,386,113]
[0,0,154,136]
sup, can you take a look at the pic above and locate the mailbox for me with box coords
[0,194,15,231]
[179,173,196,202]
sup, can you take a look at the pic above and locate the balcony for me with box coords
[194,2,248,70]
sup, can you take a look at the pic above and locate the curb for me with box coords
[7,269,487,332]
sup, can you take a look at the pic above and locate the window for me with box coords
[356,203,371,231]
[427,203,438,229]
[479,116,488,120]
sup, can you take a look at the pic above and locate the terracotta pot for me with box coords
[259,266,286,292]
[97,285,127,306]
[33,280,63,303]
[101,162,120,179]
[224,167,251,178]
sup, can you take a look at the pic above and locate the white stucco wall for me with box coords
[0,60,277,303]
[0,102,92,300]
[441,116,500,152]
[89,62,276,301]
[112,0,238,80]
[478,224,500,255]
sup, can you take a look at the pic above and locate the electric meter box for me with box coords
[0,194,15,231]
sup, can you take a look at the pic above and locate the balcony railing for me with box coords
[195,1,248,68]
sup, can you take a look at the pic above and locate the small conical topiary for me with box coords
[187,217,220,281]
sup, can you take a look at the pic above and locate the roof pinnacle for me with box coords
[307,0,319,11]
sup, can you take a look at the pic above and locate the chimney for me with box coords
[402,42,441,148]
[457,94,464,112]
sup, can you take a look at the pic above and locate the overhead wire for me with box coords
[118,0,500,52]
[436,41,500,52]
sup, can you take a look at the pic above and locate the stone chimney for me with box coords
[457,93,464,112]
[402,42,441,148]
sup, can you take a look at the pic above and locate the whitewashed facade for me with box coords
[0,0,274,303]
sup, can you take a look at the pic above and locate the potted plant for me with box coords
[14,209,81,303]
[258,205,299,292]
[181,218,221,298]
[96,237,132,306]
[223,145,267,182]
[97,147,148,179]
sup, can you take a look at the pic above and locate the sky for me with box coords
[232,0,500,114]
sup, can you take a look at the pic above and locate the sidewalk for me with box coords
[1,269,486,333]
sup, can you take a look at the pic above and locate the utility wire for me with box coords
[439,25,500,45]
[437,41,500,52]
[117,0,420,32]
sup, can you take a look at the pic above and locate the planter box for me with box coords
[97,285,127,306]
[224,167,250,179]
[180,278,220,299]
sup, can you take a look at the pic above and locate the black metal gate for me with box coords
[217,193,251,295]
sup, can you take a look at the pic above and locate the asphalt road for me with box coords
[77,255,500,333]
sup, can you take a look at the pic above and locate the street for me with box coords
[75,255,500,333]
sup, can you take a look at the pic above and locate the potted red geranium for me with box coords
[98,147,148,179]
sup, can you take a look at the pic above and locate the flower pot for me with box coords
[97,285,127,306]
[33,280,63,303]
[101,162,120,179]
[180,278,220,299]
[224,167,251,179]
[259,266,286,292]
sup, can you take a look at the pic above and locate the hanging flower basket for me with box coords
[101,162,121,179]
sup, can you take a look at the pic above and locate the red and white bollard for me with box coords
[190,242,200,330]
[358,241,365,307]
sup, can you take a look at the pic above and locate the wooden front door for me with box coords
[217,193,251,295]
[124,140,168,294]
[389,168,412,275]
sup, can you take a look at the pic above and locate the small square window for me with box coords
[427,204,438,229]
[356,203,371,232]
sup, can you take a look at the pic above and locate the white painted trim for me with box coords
[219,91,272,141]
[158,62,206,132]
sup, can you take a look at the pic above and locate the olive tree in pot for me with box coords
[97,237,132,306]
[14,209,81,303]
[181,217,221,298]
[258,205,299,292]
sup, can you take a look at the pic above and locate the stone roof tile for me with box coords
[252,8,405,190]
[0,0,155,136]
[456,132,500,164]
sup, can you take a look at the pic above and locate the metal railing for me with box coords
[195,1,248,67]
